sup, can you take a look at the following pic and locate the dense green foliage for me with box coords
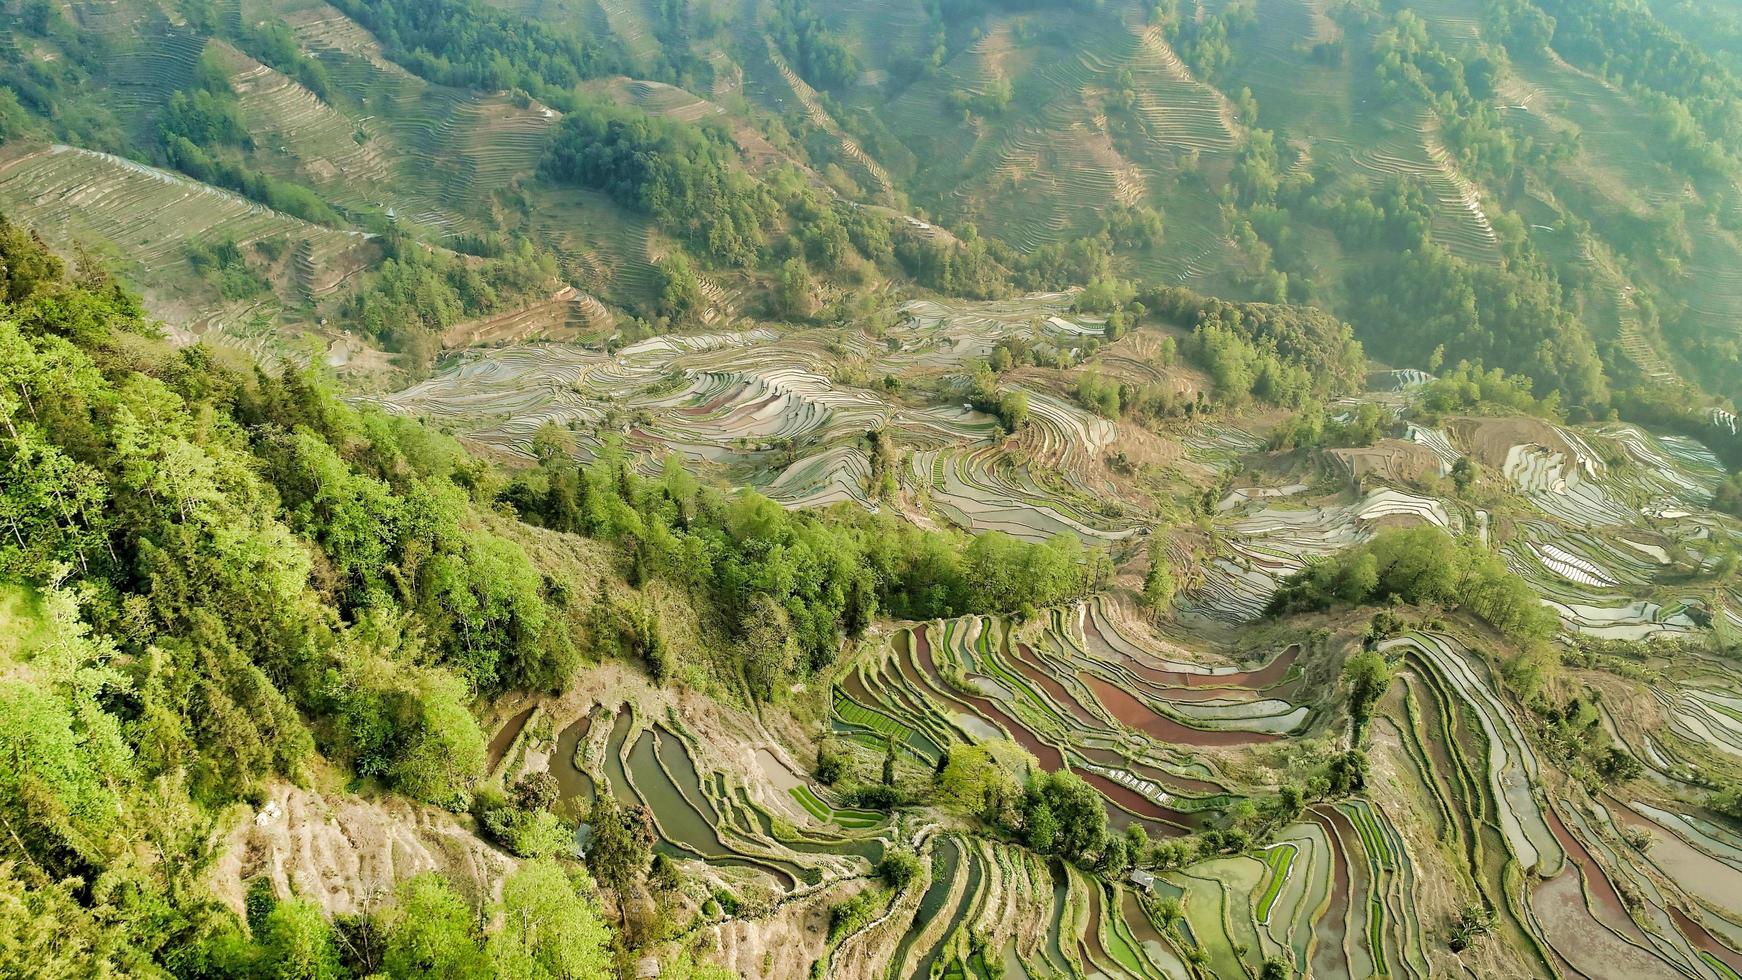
[1268,401,1386,451]
[543,100,777,266]
[155,52,341,226]
[1416,360,1559,418]
[1345,246,1605,410]
[1,219,579,813]
[1268,525,1556,643]
[541,98,902,278]
[1343,649,1393,739]
[772,0,861,90]
[339,229,556,368]
[1714,471,1742,519]
[0,2,129,153]
[326,0,625,110]
[894,231,1012,299]
[968,361,1032,432]
[1535,0,1742,171]
[504,433,1107,687]
[1142,287,1366,406]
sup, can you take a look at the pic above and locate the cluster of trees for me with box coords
[1188,317,1319,408]
[783,194,896,273]
[1164,0,1256,83]
[1346,245,1607,412]
[543,101,901,287]
[186,237,273,301]
[1143,537,1176,613]
[1484,0,1556,54]
[201,860,616,978]
[1534,694,1644,790]
[1267,401,1387,451]
[1072,371,1198,426]
[1074,372,1123,419]
[1713,783,1742,823]
[1100,204,1166,251]
[1713,471,1742,519]
[1372,12,1477,107]
[947,78,1015,119]
[1343,8,1535,187]
[1535,0,1742,174]
[233,18,336,103]
[968,361,1031,432]
[865,427,901,502]
[327,0,624,111]
[478,773,572,860]
[1268,525,1557,643]
[1342,649,1393,741]
[935,745,1127,868]
[988,332,1103,374]
[1075,276,1138,314]
[1210,77,1603,420]
[502,426,1108,694]
[339,228,557,369]
[932,739,1355,879]
[543,99,777,267]
[771,0,860,90]
[894,230,1012,299]
[1142,287,1367,407]
[0,0,130,153]
[1417,360,1559,418]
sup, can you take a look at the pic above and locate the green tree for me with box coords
[877,849,924,890]
[936,740,1033,825]
[1143,538,1176,613]
[1021,770,1106,863]
[586,795,653,890]
[380,875,491,979]
[776,257,814,320]
[258,900,345,980]
[1343,650,1392,738]
[489,860,614,979]
[658,254,704,321]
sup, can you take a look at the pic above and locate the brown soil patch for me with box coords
[1329,438,1446,485]
[1446,416,1573,470]
[441,286,612,347]
[210,782,515,922]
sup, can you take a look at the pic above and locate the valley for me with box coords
[5,0,1742,976]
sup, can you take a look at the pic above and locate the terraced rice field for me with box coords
[210,40,397,209]
[376,294,1155,541]
[276,2,562,237]
[421,295,1742,979]
[508,702,895,898]
[1340,111,1502,264]
[0,143,376,303]
[826,601,1307,842]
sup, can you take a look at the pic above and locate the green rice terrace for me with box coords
[11,0,1742,975]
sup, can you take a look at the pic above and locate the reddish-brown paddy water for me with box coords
[1081,673,1277,747]
[1082,616,1301,690]
[1076,769,1194,834]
